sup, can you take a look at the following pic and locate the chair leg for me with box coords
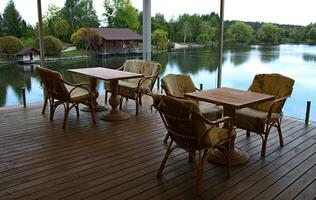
[246,130,250,137]
[42,94,48,114]
[119,96,124,110]
[189,150,195,163]
[226,141,232,177]
[276,120,284,146]
[261,133,269,157]
[105,91,108,104]
[62,103,70,129]
[50,99,56,121]
[139,95,143,106]
[195,150,207,195]
[136,96,139,115]
[75,103,80,117]
[163,133,169,144]
[157,141,174,177]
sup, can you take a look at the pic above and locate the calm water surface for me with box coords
[0,44,315,120]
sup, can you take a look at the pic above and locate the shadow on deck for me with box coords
[0,97,315,200]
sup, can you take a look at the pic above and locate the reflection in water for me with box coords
[228,44,251,66]
[303,53,316,62]
[258,45,280,63]
[0,44,316,121]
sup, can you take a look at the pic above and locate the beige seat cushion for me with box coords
[235,107,282,133]
[198,101,222,121]
[203,126,236,147]
[65,85,90,102]
[118,81,151,98]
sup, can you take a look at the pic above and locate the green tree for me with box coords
[54,20,70,41]
[196,33,210,44]
[152,13,168,33]
[34,36,63,56]
[71,28,102,51]
[0,36,23,54]
[0,14,4,36]
[152,29,168,50]
[103,0,139,31]
[62,0,99,38]
[257,23,281,44]
[229,21,253,43]
[304,23,316,43]
[288,27,303,43]
[78,0,100,28]
[2,0,22,37]
[44,5,63,35]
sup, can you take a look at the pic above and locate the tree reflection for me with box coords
[303,53,316,63]
[258,45,280,63]
[227,44,251,66]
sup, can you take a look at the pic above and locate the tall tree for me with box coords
[0,14,4,36]
[103,0,139,31]
[257,23,281,44]
[44,5,63,35]
[2,0,22,37]
[79,0,100,28]
[62,0,81,34]
[229,21,253,43]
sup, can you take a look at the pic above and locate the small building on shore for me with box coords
[88,28,142,55]
[16,47,40,64]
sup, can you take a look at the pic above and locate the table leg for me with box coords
[100,80,129,121]
[81,77,107,112]
[208,106,249,165]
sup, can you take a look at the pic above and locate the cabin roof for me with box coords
[88,28,142,41]
[16,47,40,56]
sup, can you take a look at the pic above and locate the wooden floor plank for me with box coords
[274,165,316,200]
[0,97,315,200]
[294,180,316,200]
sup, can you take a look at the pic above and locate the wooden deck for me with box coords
[0,97,315,200]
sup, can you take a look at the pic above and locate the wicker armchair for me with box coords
[36,66,96,129]
[235,73,295,157]
[152,94,233,195]
[161,74,222,143]
[105,59,161,115]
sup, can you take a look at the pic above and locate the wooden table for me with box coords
[185,87,275,165]
[68,67,144,121]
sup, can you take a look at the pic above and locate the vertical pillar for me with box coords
[217,0,225,88]
[37,0,45,67]
[143,0,152,60]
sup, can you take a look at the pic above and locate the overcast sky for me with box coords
[0,0,315,26]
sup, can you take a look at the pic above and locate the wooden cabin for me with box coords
[88,28,142,55]
[16,47,40,64]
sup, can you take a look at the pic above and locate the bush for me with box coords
[167,42,175,51]
[34,35,63,56]
[152,29,168,50]
[0,36,23,54]
[196,33,210,44]
[21,37,35,47]
[71,28,102,51]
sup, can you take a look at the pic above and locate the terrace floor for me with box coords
[0,96,315,200]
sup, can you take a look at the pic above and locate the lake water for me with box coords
[0,44,315,120]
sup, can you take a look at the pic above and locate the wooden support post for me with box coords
[22,87,26,108]
[199,84,203,91]
[305,101,311,125]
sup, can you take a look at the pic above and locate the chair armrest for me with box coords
[64,81,93,96]
[116,65,125,71]
[266,96,288,121]
[200,115,233,143]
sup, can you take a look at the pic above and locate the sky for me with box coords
[0,0,315,26]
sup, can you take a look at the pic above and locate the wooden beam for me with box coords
[143,0,151,60]
[37,0,45,67]
[217,0,225,88]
